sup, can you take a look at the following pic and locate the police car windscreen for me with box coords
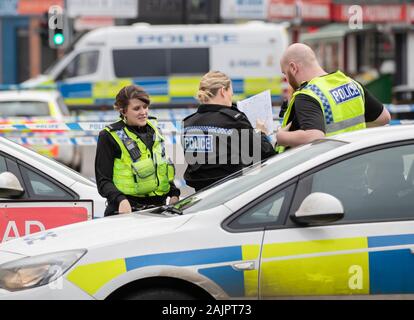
[0,101,50,117]
[181,140,347,214]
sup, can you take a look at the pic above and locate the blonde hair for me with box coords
[196,71,231,103]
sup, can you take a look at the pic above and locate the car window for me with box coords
[0,101,50,117]
[170,48,209,74]
[112,48,210,77]
[173,140,346,214]
[113,49,168,77]
[1,137,95,187]
[227,184,295,230]
[57,51,99,80]
[0,156,29,200]
[0,155,7,173]
[19,165,74,200]
[309,144,414,222]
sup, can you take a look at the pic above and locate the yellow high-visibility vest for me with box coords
[276,71,366,153]
[105,120,175,197]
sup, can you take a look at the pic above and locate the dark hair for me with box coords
[114,85,150,113]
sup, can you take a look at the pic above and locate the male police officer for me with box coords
[276,43,391,153]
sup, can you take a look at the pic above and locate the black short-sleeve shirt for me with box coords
[288,81,384,133]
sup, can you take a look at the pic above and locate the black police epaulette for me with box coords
[298,81,309,91]
[182,113,196,122]
[106,120,125,131]
[148,115,157,120]
[218,107,244,120]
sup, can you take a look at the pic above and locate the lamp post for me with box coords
[291,0,303,43]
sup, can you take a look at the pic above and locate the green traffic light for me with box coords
[53,33,65,45]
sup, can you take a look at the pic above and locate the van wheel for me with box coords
[124,288,196,300]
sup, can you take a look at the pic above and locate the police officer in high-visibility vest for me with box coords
[95,85,180,216]
[275,43,391,153]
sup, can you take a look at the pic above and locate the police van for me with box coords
[23,21,288,109]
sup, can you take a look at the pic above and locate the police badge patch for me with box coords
[183,135,214,153]
[329,82,361,104]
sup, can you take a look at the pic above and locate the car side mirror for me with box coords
[0,172,25,198]
[291,192,344,225]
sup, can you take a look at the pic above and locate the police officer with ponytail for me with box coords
[183,71,276,191]
[95,85,180,216]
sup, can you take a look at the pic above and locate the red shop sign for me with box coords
[268,0,331,21]
[333,4,406,23]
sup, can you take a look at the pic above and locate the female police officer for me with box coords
[95,85,180,216]
[182,71,276,191]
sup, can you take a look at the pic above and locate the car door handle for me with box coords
[232,261,256,271]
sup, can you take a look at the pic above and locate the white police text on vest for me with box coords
[329,82,361,104]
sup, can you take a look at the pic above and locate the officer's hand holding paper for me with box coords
[236,90,277,136]
[256,119,267,135]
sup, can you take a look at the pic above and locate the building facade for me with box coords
[1,0,413,103]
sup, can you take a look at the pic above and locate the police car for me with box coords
[1,125,414,299]
[0,89,78,168]
[0,136,106,244]
[0,90,69,121]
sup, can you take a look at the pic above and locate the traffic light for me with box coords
[48,5,70,49]
[39,12,49,46]
[53,30,65,46]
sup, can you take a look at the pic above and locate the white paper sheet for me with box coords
[236,90,276,134]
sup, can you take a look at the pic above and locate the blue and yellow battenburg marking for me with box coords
[66,245,260,297]
[46,76,284,107]
[261,237,370,296]
[261,233,414,296]
[66,233,414,298]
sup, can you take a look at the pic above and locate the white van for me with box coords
[23,22,288,108]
